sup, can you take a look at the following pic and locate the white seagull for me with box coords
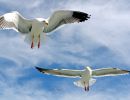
[35,66,130,91]
[0,10,90,48]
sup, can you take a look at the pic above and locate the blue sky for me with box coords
[0,0,130,100]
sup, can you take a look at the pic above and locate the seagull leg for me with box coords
[84,86,87,91]
[84,82,89,91]
[87,85,89,91]
[31,34,34,49]
[38,34,40,48]
[84,82,87,91]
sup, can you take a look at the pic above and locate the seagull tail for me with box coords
[73,80,85,88]
[24,34,32,45]
[73,78,96,88]
[24,34,38,48]
[89,78,96,86]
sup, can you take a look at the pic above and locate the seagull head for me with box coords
[36,18,48,26]
[85,66,92,71]
[43,20,48,26]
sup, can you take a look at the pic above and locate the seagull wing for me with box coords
[0,11,32,33]
[35,67,83,78]
[92,68,130,77]
[43,10,90,33]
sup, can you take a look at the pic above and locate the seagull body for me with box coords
[0,10,90,48]
[35,66,130,91]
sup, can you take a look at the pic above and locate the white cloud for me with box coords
[0,77,130,100]
[0,0,130,70]
[0,0,130,100]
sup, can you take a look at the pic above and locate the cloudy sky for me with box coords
[0,0,130,100]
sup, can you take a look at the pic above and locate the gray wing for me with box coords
[36,67,83,78]
[43,10,90,33]
[92,68,130,77]
[0,11,32,33]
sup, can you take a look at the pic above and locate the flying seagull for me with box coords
[35,66,130,91]
[0,10,90,48]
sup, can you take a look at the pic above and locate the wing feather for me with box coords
[36,67,83,78]
[0,11,32,33]
[92,68,130,77]
[43,10,90,33]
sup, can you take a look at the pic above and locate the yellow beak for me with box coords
[45,22,48,25]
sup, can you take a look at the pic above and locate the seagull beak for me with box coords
[43,21,48,26]
[45,22,48,25]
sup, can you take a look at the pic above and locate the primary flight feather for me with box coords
[0,10,90,48]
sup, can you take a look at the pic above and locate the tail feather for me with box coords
[24,33,32,45]
[24,33,38,47]
[73,78,96,89]
[24,33,46,48]
[74,80,85,88]
[89,78,96,86]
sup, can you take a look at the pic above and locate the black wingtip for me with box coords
[35,66,43,72]
[72,11,91,22]
[122,70,130,74]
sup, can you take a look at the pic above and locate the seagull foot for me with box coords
[87,86,89,91]
[84,81,89,92]
[38,34,40,48]
[31,41,34,49]
[84,86,87,91]
[31,34,34,49]
[38,41,40,48]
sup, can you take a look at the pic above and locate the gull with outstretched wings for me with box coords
[36,66,130,91]
[0,10,90,48]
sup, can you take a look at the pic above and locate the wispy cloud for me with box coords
[0,0,130,100]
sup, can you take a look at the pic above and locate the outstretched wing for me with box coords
[92,68,130,77]
[35,67,83,78]
[43,10,90,33]
[0,11,32,33]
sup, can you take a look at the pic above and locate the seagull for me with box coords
[35,66,130,91]
[0,10,90,48]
